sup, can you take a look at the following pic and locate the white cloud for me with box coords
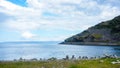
[21,31,36,39]
[0,0,120,41]
[27,0,44,9]
[4,19,40,31]
[99,5,120,20]
[0,0,42,17]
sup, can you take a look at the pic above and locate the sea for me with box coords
[0,41,120,60]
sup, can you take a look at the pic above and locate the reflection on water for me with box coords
[0,42,120,60]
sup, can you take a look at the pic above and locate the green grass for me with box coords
[0,58,120,68]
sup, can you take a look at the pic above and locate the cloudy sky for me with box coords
[0,0,120,42]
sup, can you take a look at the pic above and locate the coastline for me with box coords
[60,42,120,46]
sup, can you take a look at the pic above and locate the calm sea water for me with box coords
[0,41,120,60]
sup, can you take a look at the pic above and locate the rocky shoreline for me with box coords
[0,54,119,62]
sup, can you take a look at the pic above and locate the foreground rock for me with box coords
[61,15,120,45]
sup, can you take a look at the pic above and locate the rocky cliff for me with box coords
[61,15,120,45]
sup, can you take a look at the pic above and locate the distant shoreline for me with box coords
[60,42,120,46]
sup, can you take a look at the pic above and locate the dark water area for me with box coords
[0,41,120,60]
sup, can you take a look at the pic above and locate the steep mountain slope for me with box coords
[61,15,120,45]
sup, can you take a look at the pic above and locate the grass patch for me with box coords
[0,58,120,68]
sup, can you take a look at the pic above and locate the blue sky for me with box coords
[0,0,120,42]
[6,0,27,7]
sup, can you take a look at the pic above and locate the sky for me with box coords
[0,0,120,42]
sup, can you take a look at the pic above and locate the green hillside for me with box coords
[61,15,120,45]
